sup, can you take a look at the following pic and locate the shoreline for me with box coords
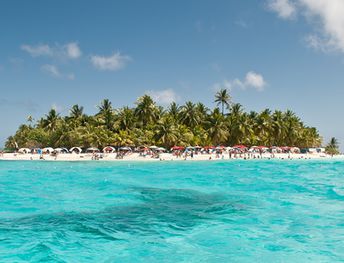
[1,152,343,162]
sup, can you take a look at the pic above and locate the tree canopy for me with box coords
[5,92,323,150]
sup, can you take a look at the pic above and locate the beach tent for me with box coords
[156,147,166,152]
[150,146,158,150]
[70,147,82,154]
[54,148,69,153]
[18,148,31,154]
[103,146,115,153]
[42,147,54,153]
[86,147,100,153]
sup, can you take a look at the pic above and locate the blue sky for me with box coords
[1,0,344,149]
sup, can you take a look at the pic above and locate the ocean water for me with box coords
[0,160,343,262]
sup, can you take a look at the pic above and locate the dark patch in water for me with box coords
[0,188,239,244]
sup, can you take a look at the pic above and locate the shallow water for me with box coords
[0,160,343,262]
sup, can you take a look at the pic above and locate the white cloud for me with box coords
[147,89,179,105]
[41,64,60,77]
[41,64,74,80]
[268,0,344,53]
[213,71,267,92]
[21,44,53,57]
[244,71,266,91]
[90,52,131,71]
[268,0,297,19]
[65,42,82,59]
[21,42,82,59]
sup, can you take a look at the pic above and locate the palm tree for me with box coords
[70,104,84,119]
[179,101,200,128]
[167,102,180,121]
[42,109,60,132]
[97,99,114,130]
[116,107,136,131]
[214,88,231,115]
[206,108,228,145]
[135,95,157,127]
[27,115,34,128]
[154,117,178,148]
[326,137,339,156]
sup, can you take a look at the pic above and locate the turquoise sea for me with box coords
[0,160,343,262]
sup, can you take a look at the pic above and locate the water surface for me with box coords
[0,160,343,262]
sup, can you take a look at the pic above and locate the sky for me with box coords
[1,0,344,150]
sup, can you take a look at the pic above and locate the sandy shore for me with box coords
[0,152,343,162]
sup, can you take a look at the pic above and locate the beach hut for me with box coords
[86,147,100,153]
[18,148,31,154]
[103,146,115,153]
[70,147,82,154]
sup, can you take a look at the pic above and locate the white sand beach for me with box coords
[1,152,342,162]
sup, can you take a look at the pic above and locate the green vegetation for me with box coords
[325,137,340,156]
[5,90,322,150]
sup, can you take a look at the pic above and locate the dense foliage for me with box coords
[5,90,322,149]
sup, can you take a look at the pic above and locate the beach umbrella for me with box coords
[70,147,82,153]
[171,146,184,151]
[18,148,31,154]
[103,146,115,153]
[233,145,247,149]
[203,146,215,150]
[215,146,225,150]
[119,147,132,151]
[137,146,149,151]
[86,147,100,153]
[54,148,69,153]
[156,147,166,152]
[150,146,158,149]
[42,147,54,153]
[290,147,300,153]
